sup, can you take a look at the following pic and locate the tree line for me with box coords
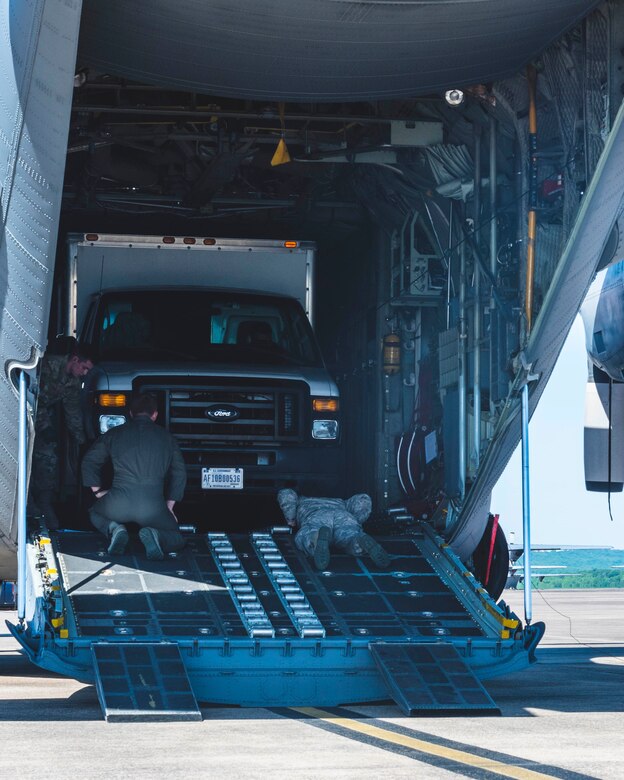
[519,569,624,589]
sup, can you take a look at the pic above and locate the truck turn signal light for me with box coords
[312,398,339,413]
[98,393,127,407]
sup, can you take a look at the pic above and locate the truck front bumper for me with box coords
[184,443,343,497]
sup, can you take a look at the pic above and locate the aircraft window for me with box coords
[594,330,606,354]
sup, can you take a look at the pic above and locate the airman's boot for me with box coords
[107,522,129,555]
[313,526,332,570]
[358,533,390,569]
[139,527,164,561]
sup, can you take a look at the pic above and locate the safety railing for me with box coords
[17,370,28,624]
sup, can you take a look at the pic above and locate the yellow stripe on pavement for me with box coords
[290,707,558,780]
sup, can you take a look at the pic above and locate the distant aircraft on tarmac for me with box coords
[505,532,612,589]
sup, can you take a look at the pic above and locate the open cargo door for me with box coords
[0,1,82,580]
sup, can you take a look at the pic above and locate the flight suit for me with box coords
[82,415,186,553]
[32,354,86,511]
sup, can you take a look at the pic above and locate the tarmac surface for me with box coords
[1,588,623,779]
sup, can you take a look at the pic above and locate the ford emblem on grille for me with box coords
[205,405,240,421]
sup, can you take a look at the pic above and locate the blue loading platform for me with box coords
[8,524,540,720]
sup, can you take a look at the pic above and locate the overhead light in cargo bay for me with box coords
[98,393,127,407]
[284,241,298,248]
[444,89,465,106]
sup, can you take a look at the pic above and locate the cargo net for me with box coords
[493,8,610,327]
[585,9,610,176]
[544,8,608,289]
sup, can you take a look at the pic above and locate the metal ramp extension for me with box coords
[92,642,201,722]
[369,642,500,716]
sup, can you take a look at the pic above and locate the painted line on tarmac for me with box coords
[278,706,590,780]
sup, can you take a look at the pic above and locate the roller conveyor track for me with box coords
[54,530,485,642]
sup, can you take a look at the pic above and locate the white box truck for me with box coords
[63,233,341,500]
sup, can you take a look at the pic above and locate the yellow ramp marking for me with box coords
[291,707,558,780]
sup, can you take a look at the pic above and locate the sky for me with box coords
[491,315,624,549]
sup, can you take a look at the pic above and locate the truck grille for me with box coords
[137,379,306,443]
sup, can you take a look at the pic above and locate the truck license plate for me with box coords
[201,467,244,490]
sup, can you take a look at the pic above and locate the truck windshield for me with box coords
[91,290,323,367]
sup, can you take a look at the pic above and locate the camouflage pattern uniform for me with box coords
[277,490,389,569]
[277,491,370,556]
[32,354,86,493]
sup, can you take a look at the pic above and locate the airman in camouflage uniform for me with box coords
[31,349,94,528]
[277,489,390,571]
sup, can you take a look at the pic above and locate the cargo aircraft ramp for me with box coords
[8,525,538,721]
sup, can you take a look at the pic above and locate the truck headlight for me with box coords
[312,419,339,440]
[99,414,126,434]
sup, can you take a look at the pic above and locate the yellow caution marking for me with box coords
[271,137,291,166]
[291,707,558,780]
[271,103,291,167]
[484,602,519,629]
[51,617,64,628]
[46,568,58,577]
[59,629,69,639]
